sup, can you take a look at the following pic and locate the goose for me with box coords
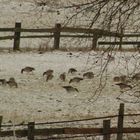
[132,73,140,81]
[113,76,120,82]
[116,83,132,90]
[120,75,127,82]
[7,77,18,88]
[69,77,83,83]
[46,74,54,82]
[43,69,53,76]
[68,68,77,74]
[21,67,35,74]
[62,86,79,92]
[83,72,94,79]
[59,72,66,81]
[113,75,127,83]
[9,77,16,82]
[0,79,7,85]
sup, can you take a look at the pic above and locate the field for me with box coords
[0,51,139,126]
[0,1,139,140]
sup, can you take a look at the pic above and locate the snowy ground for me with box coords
[0,51,139,127]
[0,2,139,140]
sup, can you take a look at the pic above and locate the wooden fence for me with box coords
[0,103,140,140]
[0,22,140,51]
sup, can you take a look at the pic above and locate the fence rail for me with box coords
[0,27,120,35]
[0,127,140,137]
[98,41,140,45]
[0,22,140,51]
[1,113,140,128]
[0,103,140,140]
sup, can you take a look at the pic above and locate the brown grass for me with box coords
[0,46,139,53]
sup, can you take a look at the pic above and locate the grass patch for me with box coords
[0,46,139,53]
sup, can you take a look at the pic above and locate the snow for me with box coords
[0,51,139,127]
[0,2,139,139]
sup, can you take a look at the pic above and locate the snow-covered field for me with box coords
[0,2,139,140]
[0,51,139,127]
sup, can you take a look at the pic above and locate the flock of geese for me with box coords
[0,77,18,88]
[0,65,139,92]
[0,66,94,92]
[113,73,140,90]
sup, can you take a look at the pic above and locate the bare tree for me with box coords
[59,0,140,33]
[27,0,140,103]
[21,0,140,32]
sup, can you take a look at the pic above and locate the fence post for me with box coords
[137,44,140,53]
[54,23,61,50]
[0,116,2,131]
[92,35,98,50]
[13,22,21,51]
[103,120,111,140]
[28,122,35,140]
[117,103,124,140]
[119,28,123,51]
